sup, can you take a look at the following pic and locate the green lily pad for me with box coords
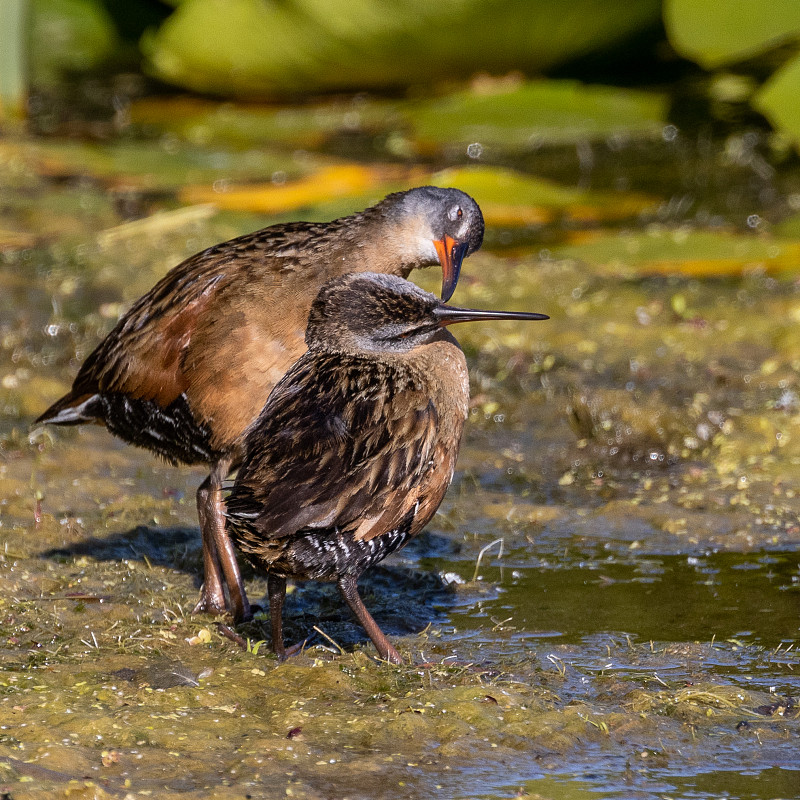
[130,79,667,156]
[552,227,800,277]
[753,52,800,149]
[412,81,668,150]
[664,0,800,69]
[31,0,119,85]
[772,209,800,240]
[131,95,404,150]
[0,138,303,191]
[144,0,661,97]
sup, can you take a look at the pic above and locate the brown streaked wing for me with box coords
[96,276,224,407]
[63,220,329,412]
[228,354,441,544]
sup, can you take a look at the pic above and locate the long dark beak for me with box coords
[433,235,470,302]
[434,304,549,327]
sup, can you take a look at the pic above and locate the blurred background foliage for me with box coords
[2,0,800,150]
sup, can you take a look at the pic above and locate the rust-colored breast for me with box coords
[394,334,469,540]
[183,281,310,453]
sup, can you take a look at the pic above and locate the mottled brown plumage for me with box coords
[35,188,485,623]
[226,272,548,663]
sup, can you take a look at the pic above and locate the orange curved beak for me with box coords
[433,235,469,302]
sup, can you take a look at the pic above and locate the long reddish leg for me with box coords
[338,575,402,664]
[194,458,252,622]
[268,573,287,659]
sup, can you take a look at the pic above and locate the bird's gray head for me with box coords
[306,272,548,356]
[378,186,484,301]
[307,273,440,355]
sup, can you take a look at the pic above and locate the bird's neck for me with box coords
[340,331,468,404]
[322,210,434,279]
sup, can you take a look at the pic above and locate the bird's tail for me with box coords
[35,391,102,426]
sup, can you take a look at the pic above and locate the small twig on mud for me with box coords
[546,654,567,677]
[312,625,346,656]
[472,538,504,582]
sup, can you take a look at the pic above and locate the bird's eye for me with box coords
[448,205,463,222]
[457,208,463,219]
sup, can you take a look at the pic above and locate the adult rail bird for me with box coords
[226,272,548,664]
[35,187,484,623]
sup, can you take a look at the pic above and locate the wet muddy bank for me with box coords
[2,106,799,796]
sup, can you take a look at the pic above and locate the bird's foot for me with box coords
[378,643,403,665]
[273,639,308,662]
[191,588,257,623]
[192,585,228,617]
[282,640,309,660]
[215,622,247,649]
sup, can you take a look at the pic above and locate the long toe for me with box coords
[283,639,308,659]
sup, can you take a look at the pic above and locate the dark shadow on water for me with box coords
[243,564,456,652]
[39,524,205,575]
[37,526,458,649]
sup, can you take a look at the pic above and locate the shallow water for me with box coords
[432,551,800,648]
[1,90,799,798]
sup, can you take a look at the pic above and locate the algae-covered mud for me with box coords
[1,99,799,798]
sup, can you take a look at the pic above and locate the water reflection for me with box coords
[430,551,800,645]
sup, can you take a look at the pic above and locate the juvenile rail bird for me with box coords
[35,187,484,623]
[225,272,549,664]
